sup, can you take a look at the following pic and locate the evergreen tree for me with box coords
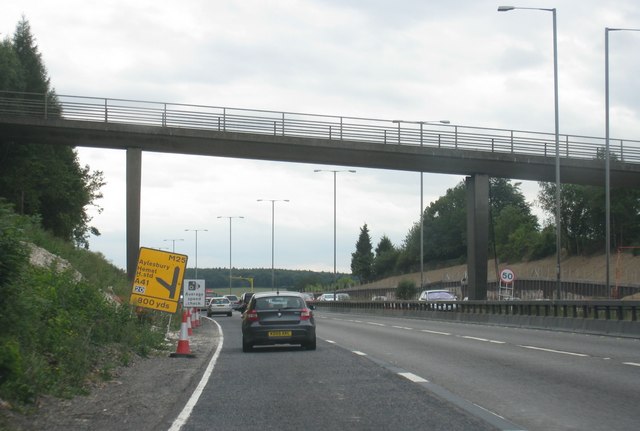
[351,224,374,283]
[0,17,104,247]
[373,235,398,279]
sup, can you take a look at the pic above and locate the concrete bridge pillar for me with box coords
[126,148,141,281]
[466,174,489,300]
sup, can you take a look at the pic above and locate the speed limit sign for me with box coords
[500,268,515,283]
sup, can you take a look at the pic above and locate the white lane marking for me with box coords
[623,362,640,367]
[392,325,413,330]
[399,372,429,383]
[462,336,489,342]
[168,319,224,431]
[325,340,336,344]
[519,345,589,357]
[352,350,367,356]
[367,322,386,327]
[461,335,507,344]
[420,329,451,336]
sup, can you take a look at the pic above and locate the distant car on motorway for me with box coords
[224,294,242,310]
[207,296,233,317]
[418,289,458,310]
[317,293,335,301]
[241,291,316,352]
[237,292,255,313]
[301,292,316,303]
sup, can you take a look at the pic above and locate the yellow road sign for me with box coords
[129,247,188,313]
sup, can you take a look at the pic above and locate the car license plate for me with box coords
[268,330,292,337]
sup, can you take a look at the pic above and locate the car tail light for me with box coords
[246,310,259,322]
[300,308,312,320]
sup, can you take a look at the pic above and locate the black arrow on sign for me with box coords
[156,266,180,299]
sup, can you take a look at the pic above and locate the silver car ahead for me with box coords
[207,296,233,317]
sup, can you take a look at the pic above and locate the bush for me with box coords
[396,279,417,300]
[0,203,171,406]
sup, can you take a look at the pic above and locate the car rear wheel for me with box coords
[242,336,252,353]
[305,337,316,351]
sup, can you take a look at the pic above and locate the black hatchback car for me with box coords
[241,291,316,352]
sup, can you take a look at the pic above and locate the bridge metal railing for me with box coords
[1,90,640,163]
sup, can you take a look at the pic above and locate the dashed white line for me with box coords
[462,335,489,342]
[367,322,386,327]
[519,345,589,357]
[420,329,451,336]
[325,340,336,344]
[461,335,506,344]
[623,362,640,367]
[398,372,429,383]
[352,350,367,356]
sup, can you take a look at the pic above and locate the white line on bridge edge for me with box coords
[519,345,589,357]
[398,372,429,383]
[168,319,224,431]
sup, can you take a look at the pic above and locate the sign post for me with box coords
[499,268,516,300]
[183,279,206,309]
[130,247,188,313]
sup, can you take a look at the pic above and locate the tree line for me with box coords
[351,177,640,284]
[0,17,104,248]
[185,267,352,292]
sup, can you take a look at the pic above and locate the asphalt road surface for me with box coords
[173,313,507,431]
[314,311,640,430]
[169,310,640,431]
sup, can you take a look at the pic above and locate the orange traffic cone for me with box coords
[193,307,200,328]
[170,311,195,358]
[190,307,197,331]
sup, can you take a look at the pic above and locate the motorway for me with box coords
[173,310,640,431]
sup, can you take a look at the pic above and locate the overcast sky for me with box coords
[3,1,640,274]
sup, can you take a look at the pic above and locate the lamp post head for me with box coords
[497,6,515,12]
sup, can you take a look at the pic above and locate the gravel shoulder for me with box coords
[1,318,219,431]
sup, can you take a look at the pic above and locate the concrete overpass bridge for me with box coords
[1,92,640,298]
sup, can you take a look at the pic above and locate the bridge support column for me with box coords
[126,148,141,281]
[466,174,489,300]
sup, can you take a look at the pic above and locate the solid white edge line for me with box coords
[519,345,589,357]
[168,319,224,431]
[398,372,429,383]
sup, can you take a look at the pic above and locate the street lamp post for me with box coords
[257,199,289,291]
[218,216,244,295]
[314,169,356,295]
[391,120,449,290]
[184,228,208,279]
[163,238,184,253]
[605,27,640,297]
[498,5,562,298]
